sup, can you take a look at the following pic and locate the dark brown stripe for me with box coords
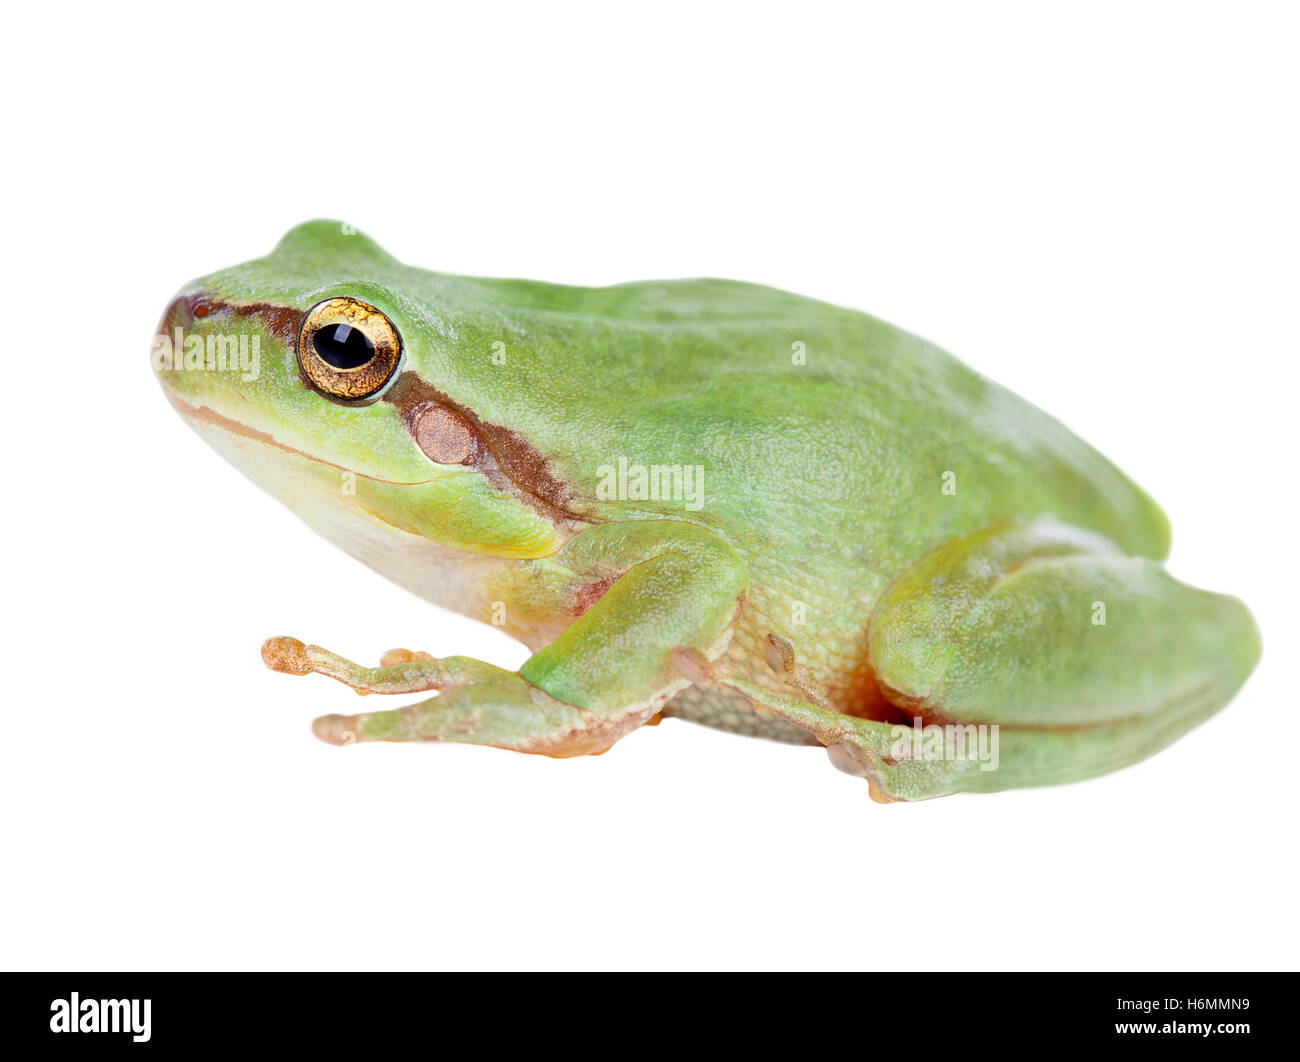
[384,372,588,525]
[156,294,302,344]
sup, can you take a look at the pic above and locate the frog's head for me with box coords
[153,221,575,588]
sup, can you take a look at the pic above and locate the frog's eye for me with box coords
[297,297,403,403]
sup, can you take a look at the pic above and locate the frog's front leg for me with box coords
[264,520,749,755]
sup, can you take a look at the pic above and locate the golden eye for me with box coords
[297,297,402,402]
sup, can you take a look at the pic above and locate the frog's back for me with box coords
[435,271,1171,570]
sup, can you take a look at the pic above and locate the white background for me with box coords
[3,2,1296,971]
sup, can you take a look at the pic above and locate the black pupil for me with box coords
[314,323,374,369]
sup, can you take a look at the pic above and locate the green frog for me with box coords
[153,221,1259,801]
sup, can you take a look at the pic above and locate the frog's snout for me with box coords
[151,293,209,385]
[154,292,207,344]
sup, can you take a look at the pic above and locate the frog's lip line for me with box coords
[162,389,456,487]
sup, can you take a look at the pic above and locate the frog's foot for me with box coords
[261,636,654,756]
[262,636,489,695]
[307,672,609,755]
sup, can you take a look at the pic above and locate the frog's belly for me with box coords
[660,684,820,745]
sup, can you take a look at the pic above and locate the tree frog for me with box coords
[153,221,1260,801]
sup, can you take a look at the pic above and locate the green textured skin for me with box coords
[154,221,1260,800]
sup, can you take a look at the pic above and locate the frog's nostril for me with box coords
[156,293,210,335]
[153,294,211,378]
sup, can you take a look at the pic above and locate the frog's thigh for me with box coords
[850,515,1259,798]
[309,521,749,755]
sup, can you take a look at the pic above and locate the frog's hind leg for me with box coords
[708,516,1260,801]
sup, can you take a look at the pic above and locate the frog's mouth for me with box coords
[162,390,451,487]
[163,382,565,565]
